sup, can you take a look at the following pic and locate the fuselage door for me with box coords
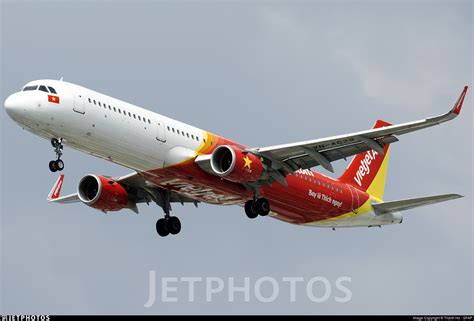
[73,92,85,114]
[156,118,166,142]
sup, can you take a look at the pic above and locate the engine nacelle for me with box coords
[210,145,264,183]
[77,174,129,212]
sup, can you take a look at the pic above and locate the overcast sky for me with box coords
[1,0,472,315]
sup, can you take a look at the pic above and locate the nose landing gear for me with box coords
[49,138,65,172]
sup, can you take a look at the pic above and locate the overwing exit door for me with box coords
[156,118,166,142]
[73,92,85,114]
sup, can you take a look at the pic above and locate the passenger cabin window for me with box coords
[23,85,38,91]
[48,86,57,94]
[88,98,92,103]
[93,100,96,105]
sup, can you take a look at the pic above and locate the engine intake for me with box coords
[77,174,129,212]
[210,146,263,183]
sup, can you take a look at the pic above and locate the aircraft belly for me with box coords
[140,162,383,226]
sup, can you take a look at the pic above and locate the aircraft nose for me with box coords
[4,92,26,119]
[4,93,20,114]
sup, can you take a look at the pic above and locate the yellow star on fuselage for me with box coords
[243,156,252,169]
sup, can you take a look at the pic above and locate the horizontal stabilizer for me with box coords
[372,193,463,215]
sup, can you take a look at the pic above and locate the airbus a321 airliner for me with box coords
[4,80,468,237]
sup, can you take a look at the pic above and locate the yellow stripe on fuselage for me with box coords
[307,197,373,224]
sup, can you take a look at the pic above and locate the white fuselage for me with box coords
[5,79,205,171]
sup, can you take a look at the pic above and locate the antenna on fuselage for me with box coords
[59,77,63,81]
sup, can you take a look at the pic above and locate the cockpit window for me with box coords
[48,86,57,94]
[23,85,38,91]
[22,85,56,93]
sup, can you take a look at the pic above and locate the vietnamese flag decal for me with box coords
[48,95,60,104]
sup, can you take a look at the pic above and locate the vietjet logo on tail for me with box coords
[354,150,378,187]
[338,120,391,197]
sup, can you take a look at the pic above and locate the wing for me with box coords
[248,86,468,177]
[47,174,80,203]
[115,172,200,208]
[47,172,199,213]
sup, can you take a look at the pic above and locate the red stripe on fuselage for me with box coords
[141,132,369,224]
[141,162,369,225]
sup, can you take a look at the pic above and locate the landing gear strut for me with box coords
[155,190,182,237]
[244,197,270,219]
[49,138,65,172]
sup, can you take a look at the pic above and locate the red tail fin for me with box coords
[338,120,392,199]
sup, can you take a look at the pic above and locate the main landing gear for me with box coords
[49,138,65,172]
[244,197,270,219]
[156,216,181,237]
[155,190,182,237]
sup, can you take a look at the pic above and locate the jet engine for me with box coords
[77,174,129,212]
[210,145,264,183]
